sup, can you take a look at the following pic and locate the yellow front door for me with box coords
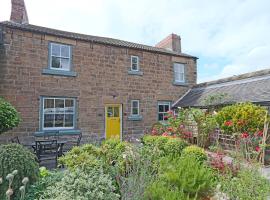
[105,105,121,139]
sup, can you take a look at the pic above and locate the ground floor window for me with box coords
[158,101,171,121]
[131,100,140,116]
[42,97,76,130]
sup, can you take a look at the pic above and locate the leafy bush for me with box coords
[220,168,270,200]
[59,144,104,171]
[145,156,216,199]
[142,135,187,156]
[25,170,64,200]
[39,168,120,200]
[182,145,208,163]
[0,143,39,199]
[0,97,20,134]
[215,102,267,135]
[163,138,188,156]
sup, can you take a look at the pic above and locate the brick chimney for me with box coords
[155,33,181,53]
[10,0,29,24]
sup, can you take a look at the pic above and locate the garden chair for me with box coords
[9,136,20,144]
[35,140,59,168]
[62,132,82,154]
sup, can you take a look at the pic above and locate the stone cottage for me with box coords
[0,0,197,143]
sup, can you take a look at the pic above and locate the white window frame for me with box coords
[130,56,139,71]
[174,63,185,83]
[131,100,140,116]
[158,101,171,121]
[50,43,71,71]
[42,97,75,130]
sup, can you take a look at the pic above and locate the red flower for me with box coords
[224,120,233,126]
[241,132,249,138]
[164,116,168,120]
[255,146,261,152]
[167,127,174,132]
[257,130,263,137]
[167,110,173,115]
[162,132,169,137]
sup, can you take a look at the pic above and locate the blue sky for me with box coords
[1,0,270,83]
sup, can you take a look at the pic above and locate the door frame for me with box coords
[104,104,123,141]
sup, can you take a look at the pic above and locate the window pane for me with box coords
[65,99,74,113]
[114,107,119,117]
[132,57,138,64]
[107,107,113,117]
[60,58,70,70]
[51,44,60,56]
[44,99,54,113]
[44,114,54,128]
[158,113,164,121]
[55,99,64,113]
[159,105,164,112]
[61,45,70,58]
[65,114,74,127]
[51,56,60,68]
[132,63,138,71]
[55,114,64,127]
[132,108,138,115]
[132,101,138,108]
[164,105,169,112]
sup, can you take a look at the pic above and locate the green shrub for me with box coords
[182,145,208,163]
[215,102,267,135]
[0,143,39,199]
[101,138,136,172]
[0,97,20,134]
[25,170,64,200]
[59,144,104,171]
[142,135,169,151]
[146,156,216,199]
[163,138,188,156]
[144,181,187,200]
[39,168,120,200]
[220,168,270,200]
[142,135,187,156]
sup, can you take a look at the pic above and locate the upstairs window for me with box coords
[131,56,139,71]
[50,43,71,71]
[158,101,171,121]
[174,63,185,83]
[131,100,140,116]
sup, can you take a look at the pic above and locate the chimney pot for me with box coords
[155,33,181,53]
[10,0,29,24]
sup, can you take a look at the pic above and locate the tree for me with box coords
[0,97,20,134]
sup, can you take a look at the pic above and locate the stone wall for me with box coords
[0,25,197,143]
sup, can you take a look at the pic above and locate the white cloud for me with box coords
[1,0,270,83]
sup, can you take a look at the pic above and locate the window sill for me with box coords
[34,129,81,137]
[128,115,143,121]
[128,70,143,76]
[42,68,77,77]
[172,81,188,86]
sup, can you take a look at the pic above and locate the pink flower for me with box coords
[255,146,261,152]
[241,132,249,138]
[162,132,169,137]
[179,124,185,129]
[164,116,168,120]
[167,110,173,115]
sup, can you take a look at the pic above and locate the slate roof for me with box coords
[0,21,197,59]
[173,68,270,108]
